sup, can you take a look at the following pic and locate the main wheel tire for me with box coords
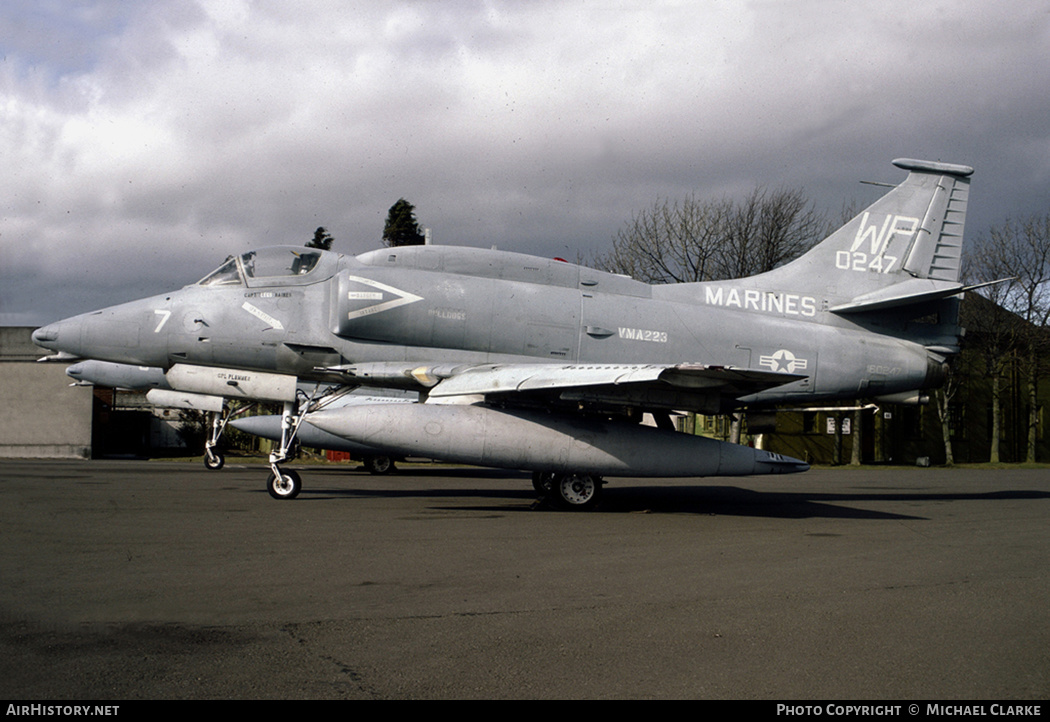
[549,473,602,510]
[204,450,225,470]
[365,456,395,475]
[267,469,302,500]
[532,471,555,494]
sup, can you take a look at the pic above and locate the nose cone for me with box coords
[33,319,81,356]
[30,296,171,367]
[32,322,62,348]
[229,415,283,440]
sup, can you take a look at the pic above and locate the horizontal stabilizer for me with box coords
[830,278,963,313]
[830,278,1010,314]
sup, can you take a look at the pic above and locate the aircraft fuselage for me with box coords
[35,243,941,414]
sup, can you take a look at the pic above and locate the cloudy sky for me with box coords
[3,0,1049,325]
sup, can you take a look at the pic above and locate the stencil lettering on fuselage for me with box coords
[617,327,668,343]
[343,275,424,320]
[241,302,284,330]
[704,287,818,317]
[835,212,919,274]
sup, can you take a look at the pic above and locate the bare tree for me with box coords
[597,186,830,283]
[958,292,1021,462]
[596,194,732,283]
[851,408,863,466]
[969,214,1050,462]
[934,365,959,465]
[716,186,830,279]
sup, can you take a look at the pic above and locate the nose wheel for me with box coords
[265,400,302,499]
[204,449,225,470]
[267,469,302,500]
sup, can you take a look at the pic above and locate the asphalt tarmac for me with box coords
[1,459,1048,700]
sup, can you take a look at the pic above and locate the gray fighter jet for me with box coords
[34,158,977,508]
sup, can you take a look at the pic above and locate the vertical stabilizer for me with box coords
[893,158,972,283]
[746,158,974,311]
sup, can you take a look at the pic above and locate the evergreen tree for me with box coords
[382,199,426,247]
[307,226,333,250]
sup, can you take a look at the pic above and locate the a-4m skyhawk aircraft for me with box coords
[34,158,978,509]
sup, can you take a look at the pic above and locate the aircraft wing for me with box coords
[427,363,798,396]
[333,361,804,414]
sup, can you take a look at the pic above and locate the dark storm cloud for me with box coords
[2,1,1048,324]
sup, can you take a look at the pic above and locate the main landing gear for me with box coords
[364,455,396,475]
[533,471,604,510]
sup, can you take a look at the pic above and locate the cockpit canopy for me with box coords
[197,247,334,288]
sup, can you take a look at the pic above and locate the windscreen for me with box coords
[198,248,323,286]
[197,257,243,286]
